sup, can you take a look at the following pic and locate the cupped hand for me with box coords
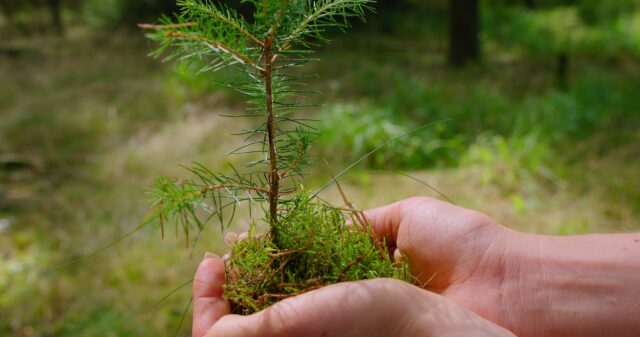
[193,256,516,337]
[364,197,519,332]
[364,197,640,337]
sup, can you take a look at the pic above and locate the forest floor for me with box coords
[0,26,639,336]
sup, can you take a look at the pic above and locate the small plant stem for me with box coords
[263,0,290,244]
[336,253,367,282]
[263,40,280,240]
[137,22,197,30]
[164,31,263,71]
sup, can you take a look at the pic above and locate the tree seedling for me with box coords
[140,0,410,314]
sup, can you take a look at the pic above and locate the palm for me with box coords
[366,197,510,323]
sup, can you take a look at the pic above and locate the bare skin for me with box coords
[365,197,640,337]
[193,197,640,337]
[193,257,516,337]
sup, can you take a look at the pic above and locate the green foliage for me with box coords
[484,5,640,57]
[315,51,640,171]
[224,193,410,314]
[461,133,558,194]
[317,102,465,168]
[515,71,640,143]
[578,0,638,25]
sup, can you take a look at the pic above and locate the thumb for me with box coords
[193,255,230,337]
[205,279,409,337]
[364,196,487,246]
[364,197,444,245]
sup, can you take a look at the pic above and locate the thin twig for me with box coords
[199,183,269,195]
[268,0,290,42]
[214,15,264,47]
[167,31,264,71]
[183,3,265,47]
[258,285,324,301]
[158,201,165,240]
[267,245,309,258]
[138,22,198,30]
[279,142,306,179]
[336,253,367,282]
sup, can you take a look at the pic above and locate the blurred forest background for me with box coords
[1,0,639,336]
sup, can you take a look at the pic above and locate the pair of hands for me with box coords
[192,196,640,337]
[193,197,518,337]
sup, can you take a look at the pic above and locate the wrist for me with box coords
[501,231,640,337]
[498,229,553,337]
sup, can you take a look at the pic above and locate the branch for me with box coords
[336,252,367,282]
[188,2,265,47]
[199,183,270,196]
[257,285,323,301]
[267,0,290,44]
[138,22,197,30]
[167,31,264,72]
[279,141,306,179]
[280,0,362,51]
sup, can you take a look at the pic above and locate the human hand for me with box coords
[364,197,640,337]
[364,197,512,324]
[192,255,517,337]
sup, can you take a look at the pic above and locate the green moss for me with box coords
[224,193,411,314]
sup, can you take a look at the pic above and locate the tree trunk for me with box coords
[49,0,63,35]
[0,0,14,23]
[556,52,569,90]
[448,0,480,66]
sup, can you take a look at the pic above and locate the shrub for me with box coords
[316,102,465,169]
[461,132,559,193]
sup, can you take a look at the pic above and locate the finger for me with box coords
[193,255,230,337]
[237,231,248,241]
[206,279,407,337]
[207,287,348,337]
[206,280,517,337]
[362,199,411,244]
[363,197,457,244]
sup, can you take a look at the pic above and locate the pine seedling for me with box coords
[141,0,410,314]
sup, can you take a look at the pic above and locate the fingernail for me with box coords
[204,251,219,260]
[224,232,238,247]
[393,248,403,265]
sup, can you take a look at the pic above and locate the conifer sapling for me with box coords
[141,0,411,314]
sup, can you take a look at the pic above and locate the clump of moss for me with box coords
[224,193,411,314]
